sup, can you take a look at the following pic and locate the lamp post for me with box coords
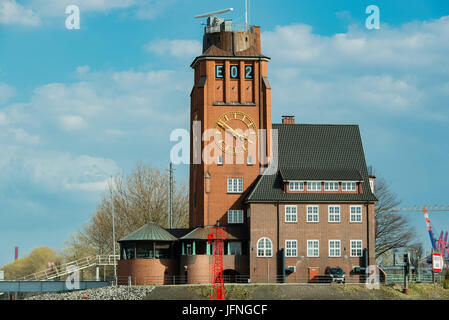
[112,208,117,286]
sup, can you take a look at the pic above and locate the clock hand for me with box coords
[217,121,239,138]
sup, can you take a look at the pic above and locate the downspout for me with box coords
[365,202,370,267]
[277,201,280,283]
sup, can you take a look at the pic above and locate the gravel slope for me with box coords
[26,286,155,300]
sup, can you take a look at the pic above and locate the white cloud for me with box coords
[27,0,173,20]
[0,65,191,196]
[59,115,88,131]
[0,82,16,105]
[23,154,119,192]
[144,39,202,58]
[262,16,449,123]
[76,65,90,75]
[0,0,40,26]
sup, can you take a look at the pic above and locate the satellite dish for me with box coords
[194,8,233,19]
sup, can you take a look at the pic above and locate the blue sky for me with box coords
[0,0,449,267]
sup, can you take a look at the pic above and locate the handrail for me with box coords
[21,255,120,280]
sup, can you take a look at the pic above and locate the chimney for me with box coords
[282,115,295,124]
[14,246,18,260]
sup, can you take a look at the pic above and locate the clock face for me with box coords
[214,111,257,155]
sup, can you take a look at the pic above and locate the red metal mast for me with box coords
[208,223,226,300]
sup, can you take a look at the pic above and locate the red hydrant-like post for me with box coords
[208,223,226,300]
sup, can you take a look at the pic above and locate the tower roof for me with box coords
[118,222,178,242]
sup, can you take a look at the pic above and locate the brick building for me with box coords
[117,17,377,284]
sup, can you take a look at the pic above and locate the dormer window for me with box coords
[324,182,339,191]
[342,181,357,191]
[307,181,321,191]
[289,181,304,191]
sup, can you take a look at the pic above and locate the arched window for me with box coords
[257,237,273,257]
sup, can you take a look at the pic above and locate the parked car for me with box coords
[325,267,345,283]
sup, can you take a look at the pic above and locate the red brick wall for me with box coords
[117,259,177,285]
[189,54,272,228]
[179,254,250,284]
[249,202,376,283]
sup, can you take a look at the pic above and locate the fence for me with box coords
[381,266,443,284]
[114,266,445,286]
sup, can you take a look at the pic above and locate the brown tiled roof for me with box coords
[200,45,266,58]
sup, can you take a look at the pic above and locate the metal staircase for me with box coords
[22,255,119,280]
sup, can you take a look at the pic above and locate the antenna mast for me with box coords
[245,0,248,25]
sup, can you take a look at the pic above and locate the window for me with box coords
[329,240,341,257]
[342,181,357,191]
[245,65,253,79]
[216,65,224,78]
[285,240,297,257]
[155,243,170,259]
[328,205,340,222]
[124,247,135,259]
[230,65,239,79]
[285,205,298,222]
[307,181,321,191]
[228,210,244,224]
[324,181,339,191]
[229,242,242,255]
[350,205,362,222]
[217,155,223,165]
[289,181,304,191]
[247,155,253,165]
[257,237,273,257]
[136,244,154,259]
[307,205,319,222]
[307,240,319,257]
[350,240,363,257]
[227,178,243,193]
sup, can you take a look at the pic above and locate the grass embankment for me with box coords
[143,283,449,300]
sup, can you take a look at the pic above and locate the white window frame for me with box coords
[350,205,363,223]
[307,181,322,191]
[350,240,363,257]
[306,205,319,222]
[257,237,273,257]
[228,210,243,224]
[341,181,357,191]
[307,240,319,257]
[285,205,298,223]
[288,181,304,191]
[227,178,243,193]
[329,240,341,257]
[328,205,341,223]
[324,181,339,191]
[285,240,298,257]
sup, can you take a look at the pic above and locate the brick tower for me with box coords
[189,16,272,228]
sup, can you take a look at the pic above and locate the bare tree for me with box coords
[67,162,189,256]
[408,243,424,269]
[375,175,419,259]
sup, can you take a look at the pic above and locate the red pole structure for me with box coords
[14,246,18,261]
[208,224,226,300]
